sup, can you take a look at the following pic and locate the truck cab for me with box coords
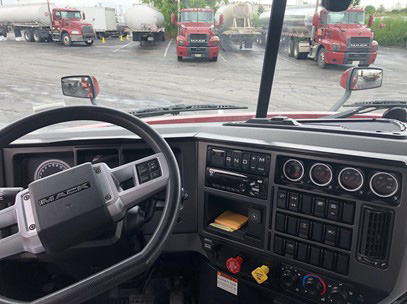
[51,8,95,46]
[314,8,378,67]
[173,8,220,62]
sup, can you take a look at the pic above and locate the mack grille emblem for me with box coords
[350,43,369,48]
[38,182,91,206]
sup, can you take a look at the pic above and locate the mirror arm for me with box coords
[330,89,352,112]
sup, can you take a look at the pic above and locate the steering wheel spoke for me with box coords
[0,189,44,259]
[95,152,170,221]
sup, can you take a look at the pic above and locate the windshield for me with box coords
[327,11,365,25]
[61,11,82,19]
[181,11,214,23]
[0,1,406,128]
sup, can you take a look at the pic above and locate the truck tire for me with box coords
[33,30,42,43]
[62,33,72,46]
[85,40,94,46]
[177,56,183,61]
[24,30,34,42]
[210,57,218,62]
[317,47,327,69]
[288,40,294,57]
[244,40,253,48]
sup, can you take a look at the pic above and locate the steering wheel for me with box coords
[0,106,182,304]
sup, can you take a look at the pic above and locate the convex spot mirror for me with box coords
[340,67,383,91]
[61,75,100,105]
[321,0,352,12]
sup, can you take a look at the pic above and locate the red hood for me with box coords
[64,111,382,130]
[69,19,93,28]
[180,22,213,33]
[328,24,372,38]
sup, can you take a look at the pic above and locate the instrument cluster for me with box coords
[278,156,401,204]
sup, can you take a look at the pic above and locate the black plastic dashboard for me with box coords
[2,121,407,304]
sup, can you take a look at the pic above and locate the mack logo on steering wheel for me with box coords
[38,182,91,206]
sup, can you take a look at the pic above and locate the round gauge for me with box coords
[34,159,70,180]
[370,172,399,198]
[338,167,364,192]
[283,159,305,182]
[309,163,333,186]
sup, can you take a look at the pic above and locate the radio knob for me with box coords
[328,287,348,304]
[303,275,326,297]
[281,269,298,288]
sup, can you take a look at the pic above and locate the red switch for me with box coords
[226,256,243,274]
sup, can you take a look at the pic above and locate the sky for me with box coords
[1,0,407,11]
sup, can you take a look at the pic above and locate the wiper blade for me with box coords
[129,104,248,118]
[326,100,407,119]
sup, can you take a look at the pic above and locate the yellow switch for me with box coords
[251,265,270,284]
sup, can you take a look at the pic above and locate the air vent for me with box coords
[357,206,393,268]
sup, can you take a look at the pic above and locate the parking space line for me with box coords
[164,38,173,57]
[219,52,227,62]
[112,41,134,53]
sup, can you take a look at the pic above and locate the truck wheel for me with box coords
[85,40,94,46]
[210,57,218,62]
[24,30,34,42]
[33,30,42,43]
[288,40,294,57]
[318,47,327,69]
[177,56,183,62]
[244,40,253,48]
[62,33,72,46]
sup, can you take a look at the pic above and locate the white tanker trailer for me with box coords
[215,2,260,49]
[0,3,95,46]
[125,4,165,46]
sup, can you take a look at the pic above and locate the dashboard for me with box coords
[2,122,407,304]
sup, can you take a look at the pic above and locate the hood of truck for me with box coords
[69,20,93,29]
[180,23,214,34]
[328,24,373,38]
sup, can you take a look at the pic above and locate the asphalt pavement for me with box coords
[0,34,406,125]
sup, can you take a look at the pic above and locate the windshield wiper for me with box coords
[128,104,248,118]
[327,100,407,119]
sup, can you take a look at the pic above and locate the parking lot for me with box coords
[1,34,407,124]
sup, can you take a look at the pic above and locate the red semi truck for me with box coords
[0,4,95,46]
[282,5,378,68]
[172,8,221,62]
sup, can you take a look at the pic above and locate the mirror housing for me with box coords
[330,67,383,111]
[321,0,352,12]
[340,67,383,91]
[61,75,100,105]
[312,13,319,27]
[219,14,224,25]
[171,13,176,25]
[368,15,374,27]
[82,12,86,20]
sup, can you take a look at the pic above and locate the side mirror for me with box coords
[219,14,224,25]
[82,12,86,20]
[171,13,176,25]
[340,67,383,91]
[312,13,319,27]
[331,67,383,111]
[61,75,100,105]
[368,15,374,27]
